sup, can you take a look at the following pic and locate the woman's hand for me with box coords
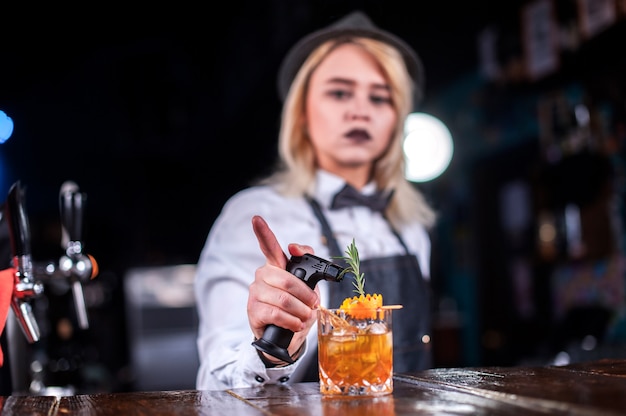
[248,215,319,360]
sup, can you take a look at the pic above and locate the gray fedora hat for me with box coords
[277,10,425,106]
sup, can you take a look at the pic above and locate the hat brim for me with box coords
[277,10,425,106]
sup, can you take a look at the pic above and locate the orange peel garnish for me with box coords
[339,293,383,319]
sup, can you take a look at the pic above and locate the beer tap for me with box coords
[56,181,98,329]
[5,181,44,343]
[2,180,99,395]
[4,180,99,341]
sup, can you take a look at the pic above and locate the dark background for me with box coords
[1,0,625,394]
[0,1,509,268]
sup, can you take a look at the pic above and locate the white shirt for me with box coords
[194,170,431,390]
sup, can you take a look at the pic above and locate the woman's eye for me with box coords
[328,89,351,100]
[370,95,392,105]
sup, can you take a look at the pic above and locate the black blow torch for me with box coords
[252,253,353,363]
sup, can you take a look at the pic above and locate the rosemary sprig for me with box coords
[335,239,365,297]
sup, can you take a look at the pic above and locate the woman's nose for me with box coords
[345,95,371,121]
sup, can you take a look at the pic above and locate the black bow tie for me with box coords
[330,184,393,212]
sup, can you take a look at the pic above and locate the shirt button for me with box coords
[255,375,265,383]
[279,376,290,383]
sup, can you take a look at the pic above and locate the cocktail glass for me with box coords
[317,307,393,396]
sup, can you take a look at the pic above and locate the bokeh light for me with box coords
[403,112,454,182]
[0,110,14,144]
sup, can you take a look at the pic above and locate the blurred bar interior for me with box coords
[0,0,626,395]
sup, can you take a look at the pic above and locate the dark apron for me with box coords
[301,198,432,380]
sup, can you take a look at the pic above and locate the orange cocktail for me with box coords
[317,307,393,396]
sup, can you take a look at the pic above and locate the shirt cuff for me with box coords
[243,339,308,385]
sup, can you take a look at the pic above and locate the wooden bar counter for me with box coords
[1,358,625,415]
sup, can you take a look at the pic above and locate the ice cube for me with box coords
[332,326,358,337]
[367,322,388,334]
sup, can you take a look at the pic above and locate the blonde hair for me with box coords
[259,36,436,229]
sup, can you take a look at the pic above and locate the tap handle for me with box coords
[59,181,85,245]
[6,181,31,258]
